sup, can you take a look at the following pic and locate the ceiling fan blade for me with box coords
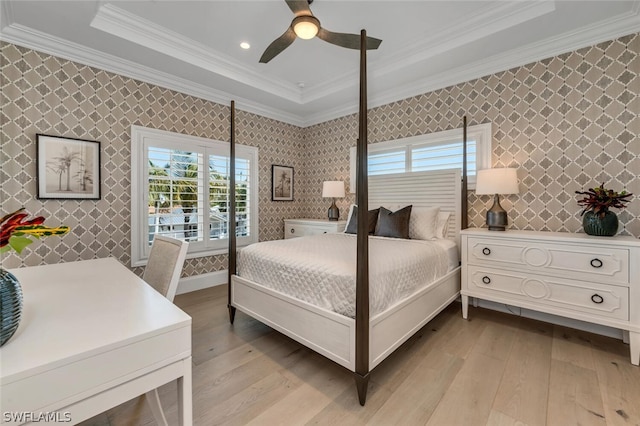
[286,0,312,17]
[260,27,297,63]
[317,28,382,50]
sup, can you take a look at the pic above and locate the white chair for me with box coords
[143,235,189,303]
[142,235,189,425]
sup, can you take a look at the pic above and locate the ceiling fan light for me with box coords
[293,16,319,39]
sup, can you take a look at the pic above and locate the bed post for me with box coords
[354,29,370,406]
[228,100,237,324]
[461,116,468,230]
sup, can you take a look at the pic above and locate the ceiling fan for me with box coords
[259,0,383,63]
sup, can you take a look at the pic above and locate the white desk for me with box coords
[1,258,192,425]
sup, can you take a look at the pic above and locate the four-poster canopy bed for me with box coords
[227,31,469,405]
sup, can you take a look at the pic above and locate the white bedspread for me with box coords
[237,233,455,318]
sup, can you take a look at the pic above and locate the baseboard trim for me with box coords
[176,270,227,295]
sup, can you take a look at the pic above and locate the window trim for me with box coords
[131,125,258,267]
[349,123,491,192]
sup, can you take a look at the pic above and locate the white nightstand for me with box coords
[461,228,640,366]
[284,218,347,239]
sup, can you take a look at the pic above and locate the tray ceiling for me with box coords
[1,1,639,126]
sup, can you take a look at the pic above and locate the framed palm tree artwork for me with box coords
[272,165,293,201]
[36,134,101,200]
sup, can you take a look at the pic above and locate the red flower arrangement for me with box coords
[0,208,70,254]
[575,183,633,218]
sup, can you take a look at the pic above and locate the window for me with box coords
[131,126,258,266]
[350,123,491,191]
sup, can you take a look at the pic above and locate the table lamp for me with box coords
[475,168,519,231]
[322,181,345,221]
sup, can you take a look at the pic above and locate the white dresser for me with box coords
[284,218,346,239]
[461,228,639,365]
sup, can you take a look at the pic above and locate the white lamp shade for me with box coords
[476,168,519,195]
[322,181,345,198]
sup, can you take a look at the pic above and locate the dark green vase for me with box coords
[582,210,618,236]
[1,268,23,347]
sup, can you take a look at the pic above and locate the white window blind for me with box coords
[412,141,477,174]
[131,126,258,266]
[350,123,491,192]
[369,149,406,175]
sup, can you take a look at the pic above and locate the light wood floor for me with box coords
[80,285,640,426]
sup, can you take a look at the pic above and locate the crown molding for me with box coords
[90,4,302,103]
[374,0,557,77]
[302,1,556,104]
[2,1,638,128]
[90,2,555,107]
[0,24,305,127]
[0,0,13,29]
[302,4,640,126]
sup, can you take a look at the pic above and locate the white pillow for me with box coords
[408,206,440,240]
[344,204,356,232]
[436,211,451,239]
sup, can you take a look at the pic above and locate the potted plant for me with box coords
[1,208,69,346]
[575,183,633,236]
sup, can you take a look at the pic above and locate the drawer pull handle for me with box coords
[591,294,604,304]
[290,229,295,233]
[482,247,491,256]
[590,258,603,268]
[482,276,491,285]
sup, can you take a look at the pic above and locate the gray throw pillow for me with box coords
[345,206,379,234]
[374,205,412,239]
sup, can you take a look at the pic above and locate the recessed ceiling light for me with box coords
[240,42,250,50]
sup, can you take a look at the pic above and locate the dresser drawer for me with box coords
[285,224,330,238]
[284,219,346,239]
[466,237,629,285]
[467,266,629,321]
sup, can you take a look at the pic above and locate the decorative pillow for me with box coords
[344,204,356,229]
[408,206,440,240]
[345,205,379,234]
[436,211,451,239]
[374,205,412,239]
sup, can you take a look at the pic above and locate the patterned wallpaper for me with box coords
[2,32,638,275]
[0,42,305,273]
[302,33,639,238]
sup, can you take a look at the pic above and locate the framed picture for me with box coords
[36,134,101,200]
[272,165,294,201]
